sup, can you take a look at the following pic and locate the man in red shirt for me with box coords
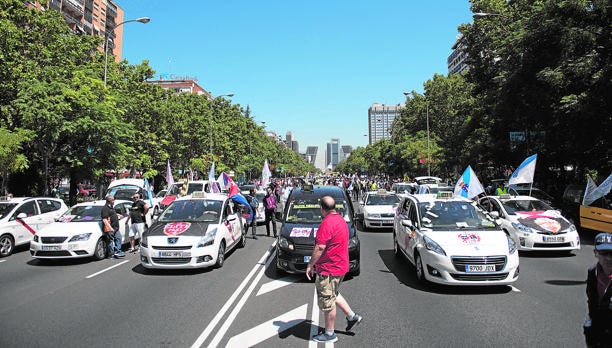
[306,196,362,343]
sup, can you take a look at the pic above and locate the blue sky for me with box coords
[117,0,474,169]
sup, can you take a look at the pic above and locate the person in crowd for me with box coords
[248,188,259,240]
[126,192,149,252]
[101,196,125,258]
[306,196,362,343]
[583,233,612,347]
[263,186,277,237]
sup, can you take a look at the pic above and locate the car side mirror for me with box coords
[490,211,500,218]
[17,212,27,219]
[401,219,414,228]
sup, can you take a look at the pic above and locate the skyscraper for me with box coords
[326,139,342,170]
[368,103,402,145]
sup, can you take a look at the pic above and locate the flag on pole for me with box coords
[144,178,154,207]
[582,176,601,206]
[166,160,174,186]
[597,174,612,197]
[509,154,538,185]
[220,172,240,197]
[208,163,220,193]
[454,165,485,199]
[262,159,272,187]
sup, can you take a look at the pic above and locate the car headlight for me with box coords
[68,233,92,242]
[141,233,148,248]
[568,224,577,232]
[507,234,517,254]
[511,222,533,233]
[423,236,446,256]
[366,212,381,219]
[197,228,217,248]
[278,237,294,250]
[348,237,359,250]
[33,235,39,242]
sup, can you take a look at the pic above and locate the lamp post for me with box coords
[104,17,150,86]
[404,92,431,176]
[209,94,234,155]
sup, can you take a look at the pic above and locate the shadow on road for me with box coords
[518,250,577,259]
[132,262,214,276]
[27,257,92,267]
[378,249,513,295]
[274,319,355,342]
[545,279,586,286]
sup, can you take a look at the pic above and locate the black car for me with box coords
[276,185,360,276]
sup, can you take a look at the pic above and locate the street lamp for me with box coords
[104,17,150,86]
[209,94,234,154]
[403,92,430,176]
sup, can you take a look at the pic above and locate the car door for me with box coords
[395,198,410,251]
[114,202,132,241]
[405,200,420,264]
[10,200,40,246]
[35,199,66,227]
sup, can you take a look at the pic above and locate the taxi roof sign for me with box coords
[437,191,454,199]
[377,189,387,194]
[191,191,207,198]
[499,194,512,199]
[302,184,314,192]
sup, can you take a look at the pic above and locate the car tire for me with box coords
[215,241,226,268]
[393,233,402,258]
[92,237,107,261]
[0,234,15,257]
[349,264,361,277]
[415,253,427,283]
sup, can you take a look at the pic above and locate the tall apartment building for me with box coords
[368,103,402,145]
[304,146,318,166]
[285,131,299,154]
[448,34,468,75]
[45,0,125,60]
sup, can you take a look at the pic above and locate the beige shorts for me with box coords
[315,274,344,312]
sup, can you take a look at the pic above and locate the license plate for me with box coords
[158,251,190,258]
[303,256,311,263]
[465,264,496,272]
[41,245,61,251]
[543,236,564,243]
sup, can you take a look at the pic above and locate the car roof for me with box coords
[72,199,132,207]
[288,185,348,200]
[175,193,227,202]
[0,197,62,203]
[108,178,145,188]
[411,193,472,204]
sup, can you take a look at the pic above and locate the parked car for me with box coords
[393,192,519,286]
[0,197,69,257]
[580,192,612,233]
[276,185,360,276]
[478,195,580,252]
[390,182,418,197]
[30,199,133,260]
[507,185,557,208]
[140,192,246,269]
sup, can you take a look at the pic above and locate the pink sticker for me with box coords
[163,222,191,236]
[59,215,75,223]
[289,227,311,238]
[458,232,481,244]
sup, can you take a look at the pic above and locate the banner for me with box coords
[166,160,174,186]
[262,159,272,187]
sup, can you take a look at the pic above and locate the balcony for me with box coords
[62,0,83,18]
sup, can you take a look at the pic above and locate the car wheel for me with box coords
[393,233,402,258]
[349,264,360,277]
[0,234,15,257]
[93,237,107,261]
[215,241,226,268]
[415,253,427,283]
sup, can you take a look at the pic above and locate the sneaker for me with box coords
[114,252,126,258]
[346,313,363,331]
[312,332,338,343]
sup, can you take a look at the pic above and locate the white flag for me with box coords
[509,154,538,185]
[166,160,174,186]
[582,176,601,206]
[454,165,485,199]
[262,159,272,187]
[597,174,612,197]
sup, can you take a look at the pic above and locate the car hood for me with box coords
[147,221,213,237]
[37,221,101,237]
[424,230,509,255]
[508,210,572,233]
[363,205,397,214]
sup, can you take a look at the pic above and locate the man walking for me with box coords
[126,192,149,252]
[263,186,277,237]
[248,188,259,240]
[306,196,362,343]
[101,196,125,258]
[583,233,612,347]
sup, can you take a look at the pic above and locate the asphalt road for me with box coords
[0,225,598,348]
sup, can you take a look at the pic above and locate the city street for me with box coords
[0,223,598,347]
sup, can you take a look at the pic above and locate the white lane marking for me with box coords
[510,285,521,292]
[86,260,129,279]
[225,304,308,348]
[309,287,320,348]
[0,259,6,263]
[190,240,277,348]
[256,275,300,296]
[207,247,276,348]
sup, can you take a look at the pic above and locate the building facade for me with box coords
[326,139,342,170]
[448,34,469,75]
[147,78,213,98]
[44,0,125,60]
[304,146,318,166]
[368,103,402,145]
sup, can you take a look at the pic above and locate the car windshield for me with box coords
[167,183,184,195]
[0,203,18,219]
[286,198,351,223]
[419,201,497,230]
[393,184,414,194]
[158,199,222,222]
[502,199,553,214]
[59,205,103,222]
[366,194,400,206]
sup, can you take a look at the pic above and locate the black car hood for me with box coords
[148,221,212,237]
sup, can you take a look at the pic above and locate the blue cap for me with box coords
[595,233,612,251]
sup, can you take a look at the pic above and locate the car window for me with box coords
[15,201,38,218]
[59,205,102,222]
[107,187,139,200]
[0,203,18,219]
[419,201,497,230]
[37,199,62,214]
[502,199,552,214]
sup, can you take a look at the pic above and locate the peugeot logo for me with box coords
[168,237,178,245]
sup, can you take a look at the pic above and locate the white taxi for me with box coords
[393,192,519,286]
[359,190,400,230]
[478,195,580,252]
[0,196,68,257]
[30,200,133,260]
[140,192,246,269]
